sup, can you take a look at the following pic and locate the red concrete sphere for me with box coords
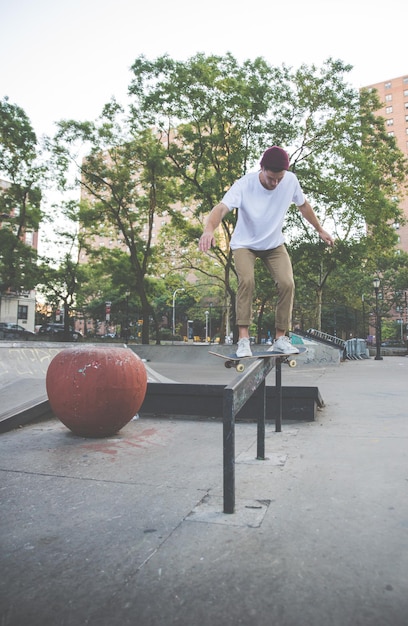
[46,346,147,437]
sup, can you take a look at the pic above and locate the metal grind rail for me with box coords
[223,355,286,514]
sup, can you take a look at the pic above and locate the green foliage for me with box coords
[37,245,86,338]
[128,53,294,335]
[128,54,408,334]
[48,113,181,342]
[0,97,45,292]
[37,55,408,340]
[129,53,283,219]
[0,97,37,174]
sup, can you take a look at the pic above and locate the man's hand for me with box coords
[199,203,229,252]
[319,229,335,247]
[298,201,335,247]
[199,232,216,252]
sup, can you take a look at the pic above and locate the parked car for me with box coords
[38,323,82,341]
[0,322,36,340]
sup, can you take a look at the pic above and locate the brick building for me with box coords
[363,74,408,252]
[363,74,408,341]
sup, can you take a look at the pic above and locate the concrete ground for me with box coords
[0,348,407,626]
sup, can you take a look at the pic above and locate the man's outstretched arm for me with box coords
[199,202,230,252]
[298,200,334,247]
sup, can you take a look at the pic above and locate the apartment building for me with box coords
[363,74,408,341]
[363,74,408,252]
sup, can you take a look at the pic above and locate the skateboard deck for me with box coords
[209,345,307,372]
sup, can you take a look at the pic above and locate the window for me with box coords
[24,231,33,245]
[18,304,28,321]
[388,131,395,137]
[385,82,392,88]
[386,118,394,126]
[385,106,393,114]
[385,94,392,102]
[404,89,408,96]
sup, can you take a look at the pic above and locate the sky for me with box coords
[1,0,408,141]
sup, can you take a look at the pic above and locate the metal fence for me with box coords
[304,329,368,360]
[344,338,369,360]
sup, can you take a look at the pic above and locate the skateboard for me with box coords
[209,345,307,372]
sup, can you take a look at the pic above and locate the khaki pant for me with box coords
[233,245,294,331]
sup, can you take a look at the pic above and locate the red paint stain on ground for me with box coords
[79,426,168,458]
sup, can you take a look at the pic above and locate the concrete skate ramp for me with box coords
[0,342,176,432]
[130,337,340,366]
[0,339,338,432]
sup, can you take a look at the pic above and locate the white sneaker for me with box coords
[271,336,299,354]
[236,337,252,357]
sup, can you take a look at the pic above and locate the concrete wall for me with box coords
[130,339,341,366]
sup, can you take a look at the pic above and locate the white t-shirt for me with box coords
[222,170,305,250]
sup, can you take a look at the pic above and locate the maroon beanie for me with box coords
[260,146,290,171]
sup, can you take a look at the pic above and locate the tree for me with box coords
[371,250,408,340]
[281,72,407,329]
[127,54,407,335]
[128,53,284,339]
[44,55,408,341]
[0,97,44,293]
[37,211,88,340]
[48,104,179,343]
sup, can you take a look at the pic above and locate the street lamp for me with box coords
[205,310,209,343]
[373,277,383,361]
[172,288,185,339]
[124,291,130,344]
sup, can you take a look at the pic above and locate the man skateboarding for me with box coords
[199,146,334,358]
